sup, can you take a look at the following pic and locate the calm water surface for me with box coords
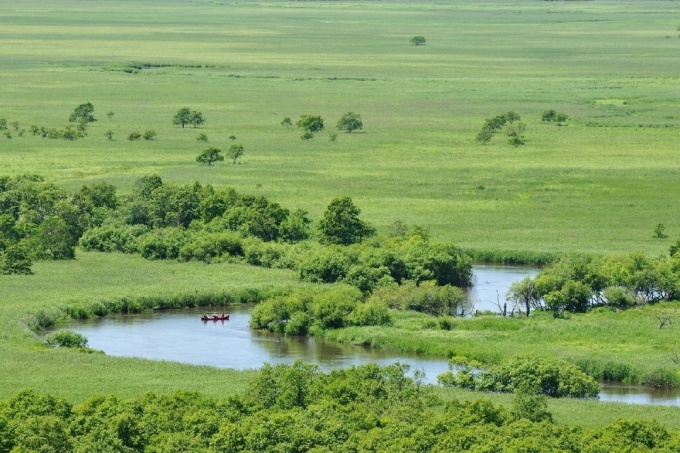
[61,265,680,406]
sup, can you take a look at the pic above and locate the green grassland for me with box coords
[3,0,680,427]
[1,0,680,254]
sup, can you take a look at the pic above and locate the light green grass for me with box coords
[324,305,680,386]
[0,251,299,401]
[2,0,680,422]
[1,0,680,254]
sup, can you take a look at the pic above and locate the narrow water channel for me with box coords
[57,266,680,406]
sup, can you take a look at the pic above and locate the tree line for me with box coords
[1,361,678,452]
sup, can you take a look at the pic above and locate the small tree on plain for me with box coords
[143,130,157,141]
[105,130,114,140]
[317,196,375,246]
[410,36,427,46]
[228,144,244,164]
[128,132,141,141]
[297,115,324,140]
[172,107,192,128]
[69,102,96,123]
[196,133,208,142]
[190,110,205,128]
[0,119,7,130]
[337,112,363,133]
[196,147,224,166]
[475,126,493,144]
[107,111,114,120]
[281,117,292,127]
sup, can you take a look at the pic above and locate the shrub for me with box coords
[441,354,599,398]
[46,331,88,348]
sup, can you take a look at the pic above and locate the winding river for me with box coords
[58,266,680,406]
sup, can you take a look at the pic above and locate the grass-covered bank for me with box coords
[0,251,300,401]
[321,306,680,388]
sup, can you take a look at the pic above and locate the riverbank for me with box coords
[321,306,680,388]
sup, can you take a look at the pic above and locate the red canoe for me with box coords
[201,314,230,321]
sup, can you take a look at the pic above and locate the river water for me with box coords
[59,266,680,406]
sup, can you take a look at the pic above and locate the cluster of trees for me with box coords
[196,144,244,166]
[506,253,680,317]
[172,107,206,128]
[250,285,391,335]
[0,174,118,274]
[2,363,679,452]
[475,111,525,146]
[75,176,471,296]
[438,354,600,399]
[282,112,363,140]
[542,109,569,125]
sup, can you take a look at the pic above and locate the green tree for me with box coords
[128,132,141,141]
[105,130,114,140]
[337,112,363,133]
[281,117,292,127]
[196,147,224,166]
[106,110,114,120]
[0,244,33,274]
[410,36,427,46]
[189,110,205,128]
[143,129,157,141]
[172,107,192,128]
[317,197,375,245]
[228,144,244,164]
[196,132,208,142]
[475,126,493,144]
[297,115,324,139]
[29,217,76,260]
[69,102,96,123]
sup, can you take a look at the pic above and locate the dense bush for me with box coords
[45,330,88,348]
[2,366,680,453]
[439,354,600,399]
[250,285,391,334]
[507,253,680,315]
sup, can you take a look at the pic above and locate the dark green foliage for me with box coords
[196,146,224,165]
[172,107,191,128]
[69,102,96,123]
[475,125,493,144]
[189,110,205,128]
[196,132,208,142]
[507,252,680,313]
[317,196,374,246]
[143,129,156,140]
[128,131,141,141]
[542,108,569,125]
[228,143,244,164]
[410,35,426,45]
[250,285,388,333]
[280,117,292,127]
[46,330,88,348]
[178,232,244,263]
[372,280,466,316]
[439,354,600,399]
[336,112,363,133]
[3,367,680,452]
[297,114,324,139]
[0,244,33,274]
[279,208,311,243]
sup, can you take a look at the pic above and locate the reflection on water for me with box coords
[599,383,680,406]
[67,305,448,384]
[465,265,539,313]
[58,265,680,406]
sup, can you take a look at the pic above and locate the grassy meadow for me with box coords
[2,0,680,425]
[1,0,679,254]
